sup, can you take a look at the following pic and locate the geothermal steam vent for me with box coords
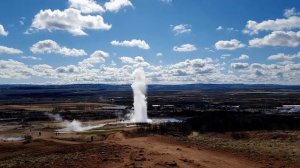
[130,68,151,123]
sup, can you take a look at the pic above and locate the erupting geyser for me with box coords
[130,68,151,123]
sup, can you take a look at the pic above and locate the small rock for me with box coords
[165,161,177,167]
[135,156,146,161]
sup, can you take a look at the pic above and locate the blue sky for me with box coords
[0,0,300,84]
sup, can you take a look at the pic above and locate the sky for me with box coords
[0,0,300,85]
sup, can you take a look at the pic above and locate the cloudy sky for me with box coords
[0,0,300,85]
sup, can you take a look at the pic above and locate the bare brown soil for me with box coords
[1,129,299,168]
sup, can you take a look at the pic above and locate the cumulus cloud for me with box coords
[0,59,34,79]
[164,58,216,77]
[0,24,8,36]
[120,56,150,67]
[286,63,300,70]
[30,39,87,57]
[268,52,300,61]
[1,56,300,84]
[243,15,300,35]
[170,58,212,69]
[29,8,111,36]
[104,0,133,13]
[284,8,300,18]
[69,0,105,14]
[215,39,245,50]
[231,62,249,70]
[249,31,300,47]
[173,44,197,52]
[56,65,80,74]
[32,64,55,77]
[172,24,191,35]
[79,50,109,67]
[111,39,150,49]
[0,46,23,54]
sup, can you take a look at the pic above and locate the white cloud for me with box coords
[156,52,163,57]
[56,65,80,74]
[19,17,26,26]
[111,39,150,49]
[69,0,105,14]
[173,44,197,52]
[0,59,34,79]
[21,56,42,60]
[215,39,245,50]
[249,31,300,47]
[226,27,239,32]
[0,24,8,36]
[172,24,191,35]
[0,46,23,54]
[119,56,150,67]
[104,0,133,13]
[1,57,299,84]
[237,54,249,60]
[286,63,300,70]
[170,58,213,69]
[29,8,111,36]
[216,26,238,32]
[161,0,172,4]
[204,47,214,52]
[120,56,135,64]
[243,16,300,35]
[30,39,87,57]
[268,52,300,61]
[284,8,300,18]
[79,50,109,67]
[216,26,223,31]
[231,62,249,70]
[165,58,216,77]
[221,54,231,59]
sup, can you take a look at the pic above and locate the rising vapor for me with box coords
[130,68,151,123]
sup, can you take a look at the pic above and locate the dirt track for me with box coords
[105,132,263,168]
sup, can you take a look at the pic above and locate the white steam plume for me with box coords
[0,136,24,141]
[130,68,151,123]
[44,112,63,121]
[44,112,105,132]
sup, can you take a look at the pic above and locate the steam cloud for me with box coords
[0,136,24,142]
[44,112,63,121]
[44,112,105,132]
[130,68,151,123]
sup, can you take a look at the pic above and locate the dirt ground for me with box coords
[0,131,299,168]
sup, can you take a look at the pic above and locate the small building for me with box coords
[162,105,175,112]
[152,105,161,111]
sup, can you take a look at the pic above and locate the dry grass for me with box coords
[188,131,300,163]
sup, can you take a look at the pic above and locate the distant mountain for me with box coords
[0,84,300,91]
